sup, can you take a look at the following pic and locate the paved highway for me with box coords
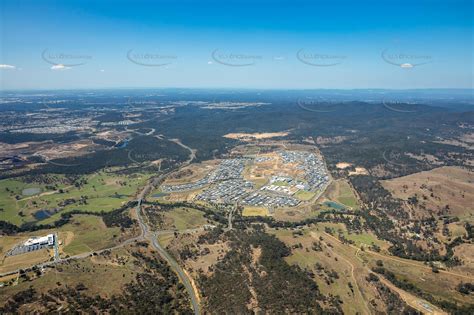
[134,196,200,314]
[2,138,201,314]
[133,140,200,314]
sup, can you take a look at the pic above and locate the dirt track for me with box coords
[323,232,453,314]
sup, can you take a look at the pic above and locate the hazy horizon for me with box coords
[1,0,472,90]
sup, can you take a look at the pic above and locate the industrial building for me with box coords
[7,234,56,256]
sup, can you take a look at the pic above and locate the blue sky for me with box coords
[0,0,472,90]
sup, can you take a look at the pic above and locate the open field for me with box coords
[272,204,321,221]
[162,207,208,230]
[35,139,101,161]
[157,233,175,248]
[0,249,51,274]
[270,225,455,314]
[381,166,474,220]
[59,215,122,256]
[162,160,219,186]
[447,221,468,238]
[0,214,134,274]
[0,177,69,226]
[161,230,230,282]
[361,250,474,307]
[270,180,356,222]
[317,229,473,311]
[318,222,387,248]
[230,144,262,156]
[0,171,151,226]
[452,243,474,275]
[151,186,208,203]
[294,190,315,201]
[242,206,269,217]
[0,246,139,304]
[269,227,375,314]
[336,162,352,169]
[242,163,267,188]
[0,236,25,258]
[324,179,359,209]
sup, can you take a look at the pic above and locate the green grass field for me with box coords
[318,222,386,247]
[0,171,152,226]
[0,214,123,273]
[157,233,175,247]
[295,190,316,201]
[335,181,359,209]
[250,178,268,189]
[0,178,61,226]
[60,215,121,256]
[163,207,208,230]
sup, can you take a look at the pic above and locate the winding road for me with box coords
[134,196,200,314]
[323,232,451,314]
[2,137,201,314]
[133,138,200,314]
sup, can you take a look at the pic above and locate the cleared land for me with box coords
[59,215,123,256]
[294,190,316,201]
[336,162,352,169]
[223,131,289,141]
[161,207,208,231]
[348,167,369,176]
[0,214,135,273]
[162,160,219,186]
[245,151,305,181]
[318,222,387,248]
[361,250,474,308]
[270,227,375,314]
[381,166,474,220]
[0,249,51,274]
[324,179,359,209]
[271,224,457,314]
[242,206,269,217]
[452,243,474,275]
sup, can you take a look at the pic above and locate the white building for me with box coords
[23,234,55,251]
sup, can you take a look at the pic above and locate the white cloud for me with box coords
[0,64,16,69]
[100,69,105,72]
[207,61,213,64]
[51,64,71,70]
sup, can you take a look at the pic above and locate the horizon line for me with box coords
[2,87,473,93]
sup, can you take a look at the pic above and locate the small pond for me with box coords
[22,187,41,196]
[324,201,346,210]
[33,209,53,220]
